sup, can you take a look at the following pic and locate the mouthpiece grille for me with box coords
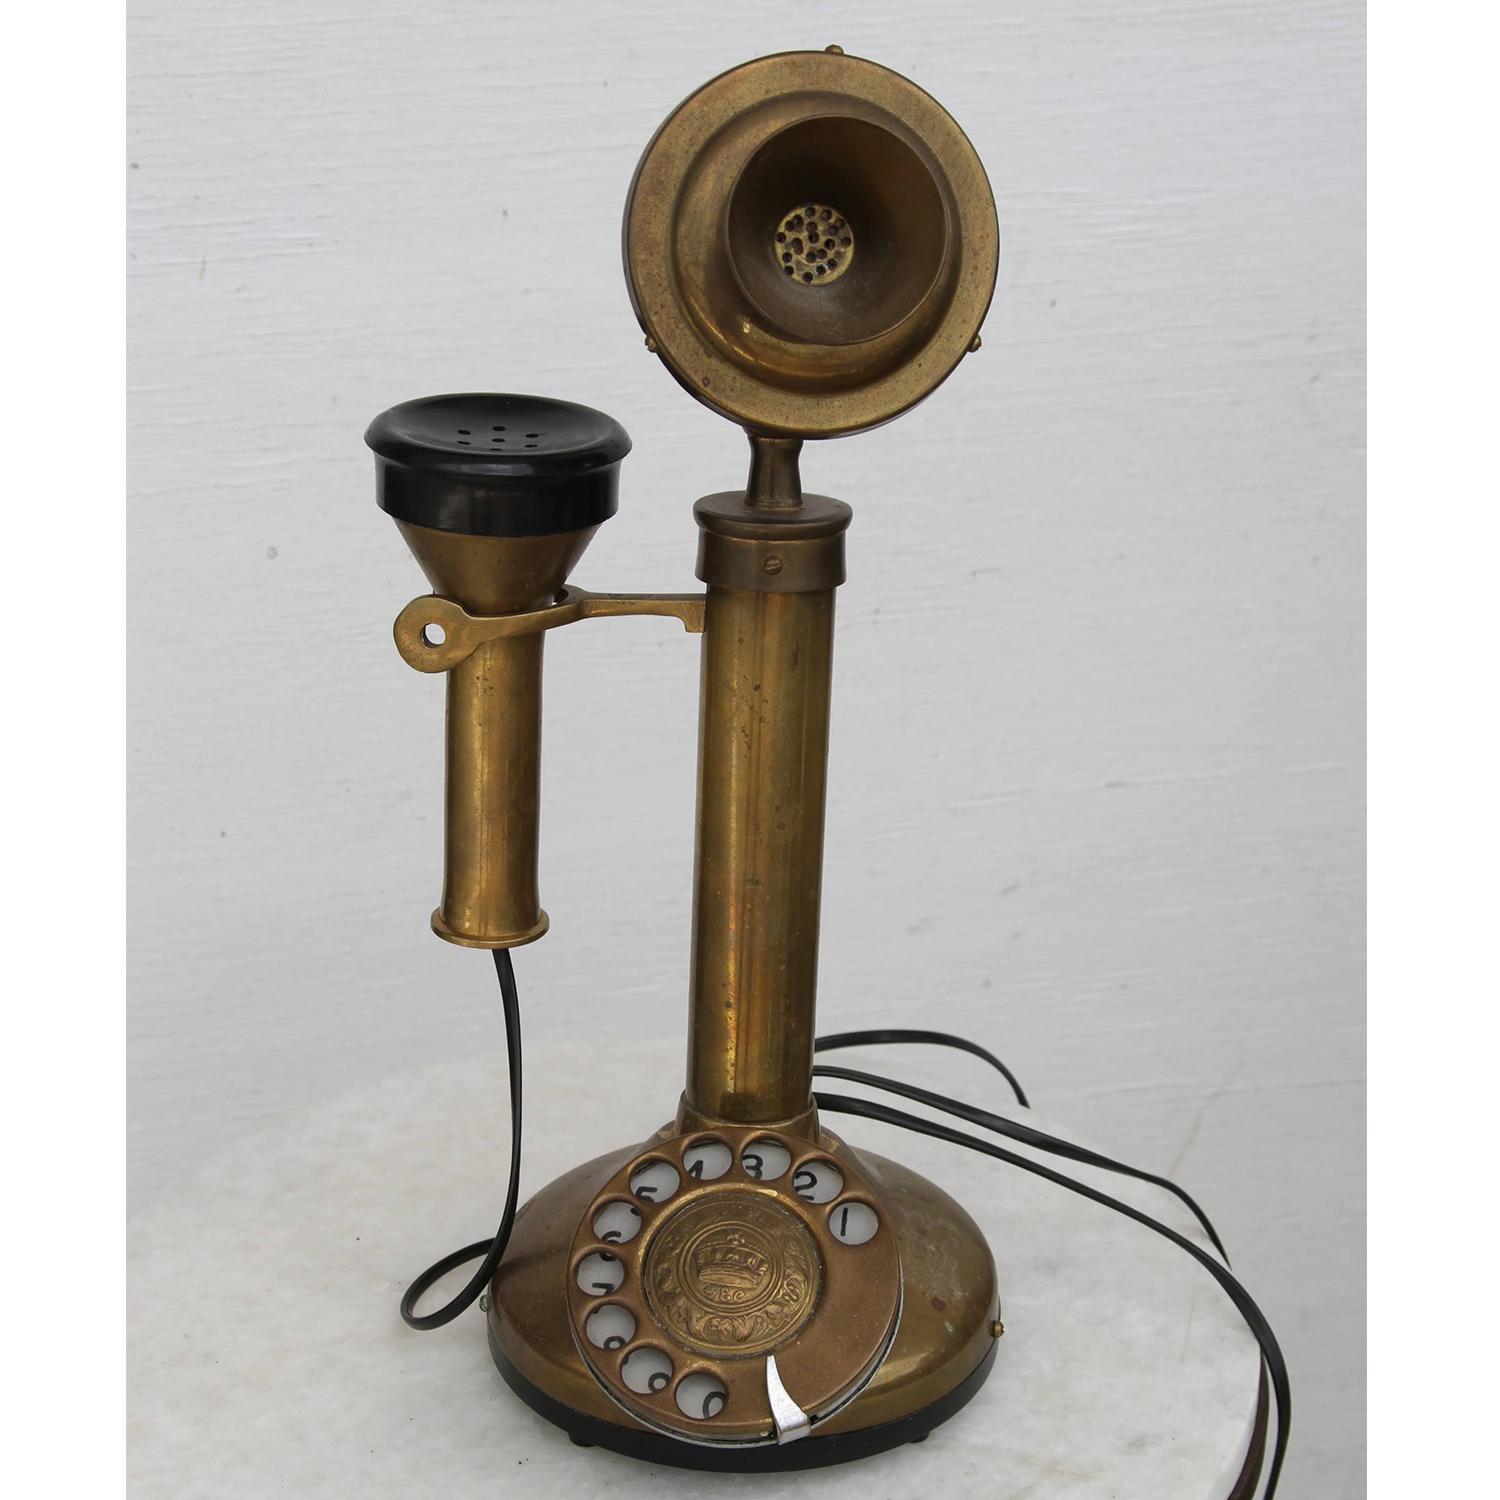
[775,202,854,285]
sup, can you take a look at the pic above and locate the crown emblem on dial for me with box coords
[690,1230,772,1302]
[645,1193,820,1356]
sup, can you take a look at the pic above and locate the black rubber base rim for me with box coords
[488,1324,998,1472]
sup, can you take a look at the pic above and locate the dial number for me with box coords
[682,1139,732,1181]
[829,1200,880,1246]
[591,1200,642,1244]
[740,1138,791,1181]
[576,1251,624,1294]
[621,1346,673,1395]
[629,1160,680,1203]
[792,1160,844,1204]
[584,1304,636,1351]
[675,1372,728,1420]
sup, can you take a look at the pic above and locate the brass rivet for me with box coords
[969,334,983,353]
[825,44,844,54]
[763,556,784,575]
[991,1318,1005,1338]
[644,335,659,353]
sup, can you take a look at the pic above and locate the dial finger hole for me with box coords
[739,1138,791,1182]
[620,1346,674,1395]
[675,1371,728,1420]
[591,1199,643,1245]
[584,1303,636,1351]
[629,1160,680,1204]
[576,1251,625,1294]
[791,1160,844,1204]
[682,1139,732,1181]
[828,1200,880,1245]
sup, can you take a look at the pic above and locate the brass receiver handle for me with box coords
[394,586,706,673]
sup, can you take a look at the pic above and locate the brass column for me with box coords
[438,634,548,947]
[685,458,852,1123]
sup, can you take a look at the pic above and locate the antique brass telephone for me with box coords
[367,46,1289,1490]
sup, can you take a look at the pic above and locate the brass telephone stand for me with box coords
[367,48,1283,1489]
[369,48,1000,1465]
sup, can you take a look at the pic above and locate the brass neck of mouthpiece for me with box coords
[746,434,804,510]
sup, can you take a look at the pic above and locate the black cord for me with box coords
[813,1027,1030,1108]
[399,948,523,1331]
[812,1061,1229,1262]
[815,1090,1289,1500]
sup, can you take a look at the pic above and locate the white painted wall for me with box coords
[128,2,1364,1494]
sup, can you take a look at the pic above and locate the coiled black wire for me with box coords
[399,948,523,1330]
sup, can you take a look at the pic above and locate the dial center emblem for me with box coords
[645,1193,820,1356]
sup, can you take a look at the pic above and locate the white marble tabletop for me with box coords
[128,1033,1261,1498]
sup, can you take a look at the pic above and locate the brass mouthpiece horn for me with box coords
[624,48,999,440]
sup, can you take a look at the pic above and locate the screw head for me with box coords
[763,555,784,575]
[991,1318,1005,1338]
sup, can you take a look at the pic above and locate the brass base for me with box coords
[488,1134,1000,1463]
[489,1326,997,1470]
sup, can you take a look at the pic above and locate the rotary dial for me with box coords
[566,1125,902,1445]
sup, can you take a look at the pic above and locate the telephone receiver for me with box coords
[368,47,1001,1465]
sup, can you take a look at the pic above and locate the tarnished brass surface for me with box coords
[694,489,851,595]
[564,1124,902,1443]
[394,519,701,948]
[434,634,549,948]
[675,1093,820,1144]
[490,1134,996,1440]
[817,1143,998,1435]
[397,521,596,949]
[492,1148,649,1424]
[394,588,705,673]
[646,1192,821,1356]
[687,496,846,1120]
[745,434,805,510]
[624,49,998,437]
[685,478,852,1123]
[395,520,598,618]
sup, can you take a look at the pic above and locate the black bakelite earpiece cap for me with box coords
[366,393,631,538]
